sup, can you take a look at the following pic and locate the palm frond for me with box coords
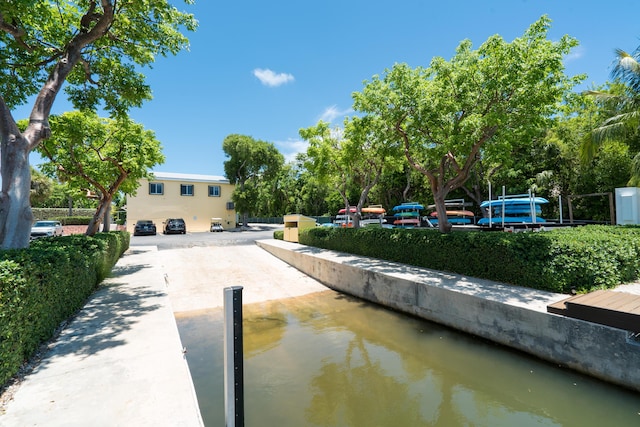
[629,151,640,186]
[611,49,640,93]
[579,131,599,165]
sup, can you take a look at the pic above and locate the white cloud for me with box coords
[564,45,585,63]
[319,105,353,123]
[253,68,295,87]
[275,138,308,164]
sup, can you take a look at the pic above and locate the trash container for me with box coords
[283,214,316,243]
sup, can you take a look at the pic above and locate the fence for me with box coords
[247,216,331,225]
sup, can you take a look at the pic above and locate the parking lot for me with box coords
[129,224,281,251]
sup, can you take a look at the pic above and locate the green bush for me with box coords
[54,216,92,225]
[273,230,284,240]
[0,231,130,386]
[298,225,640,294]
[31,208,96,221]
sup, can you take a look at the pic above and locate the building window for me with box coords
[208,185,221,197]
[149,182,164,195]
[180,184,194,196]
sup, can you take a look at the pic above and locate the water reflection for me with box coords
[175,290,640,427]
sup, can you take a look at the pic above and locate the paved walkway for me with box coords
[0,246,203,426]
[0,241,329,426]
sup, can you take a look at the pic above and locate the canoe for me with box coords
[392,203,424,211]
[493,205,543,214]
[480,197,548,208]
[429,210,475,217]
[338,207,386,215]
[430,217,472,225]
[478,217,547,225]
[394,211,420,218]
[393,218,420,225]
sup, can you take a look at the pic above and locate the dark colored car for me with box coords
[163,218,186,234]
[134,220,157,236]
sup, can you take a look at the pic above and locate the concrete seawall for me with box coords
[257,239,640,392]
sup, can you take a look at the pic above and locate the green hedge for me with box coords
[32,208,96,221]
[0,231,129,386]
[53,216,93,226]
[297,225,640,294]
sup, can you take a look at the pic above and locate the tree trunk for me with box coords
[86,195,112,236]
[102,207,111,232]
[0,133,33,248]
[433,189,453,233]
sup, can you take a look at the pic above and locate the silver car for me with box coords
[30,220,64,239]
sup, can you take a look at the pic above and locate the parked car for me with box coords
[30,220,64,240]
[210,217,224,232]
[133,220,156,236]
[163,218,186,234]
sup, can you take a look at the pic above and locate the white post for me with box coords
[529,190,536,224]
[488,182,492,227]
[501,186,506,228]
[558,195,563,224]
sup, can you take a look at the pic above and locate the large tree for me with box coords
[300,118,401,228]
[352,16,582,232]
[222,134,284,228]
[37,111,164,235]
[584,48,640,185]
[0,1,196,248]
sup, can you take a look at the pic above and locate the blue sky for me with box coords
[18,0,640,177]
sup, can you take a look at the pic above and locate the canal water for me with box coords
[175,290,640,427]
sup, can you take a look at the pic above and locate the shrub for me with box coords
[299,225,640,294]
[0,231,130,386]
[54,216,92,226]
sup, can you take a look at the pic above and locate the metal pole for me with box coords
[488,181,492,227]
[224,286,244,427]
[501,186,506,228]
[530,190,536,224]
[558,195,563,224]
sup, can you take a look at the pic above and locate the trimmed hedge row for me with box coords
[53,216,93,226]
[286,225,640,294]
[0,231,129,386]
[32,208,96,221]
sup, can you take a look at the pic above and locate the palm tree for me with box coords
[584,47,640,185]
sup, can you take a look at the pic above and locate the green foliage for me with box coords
[32,208,95,222]
[53,216,92,226]
[36,111,165,235]
[223,134,284,220]
[0,231,129,386]
[0,1,197,114]
[39,112,165,197]
[299,226,640,293]
[0,1,195,249]
[273,230,284,240]
[584,50,640,187]
[352,16,582,232]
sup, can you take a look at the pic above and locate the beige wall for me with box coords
[126,173,236,233]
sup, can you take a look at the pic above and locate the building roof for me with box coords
[150,171,230,184]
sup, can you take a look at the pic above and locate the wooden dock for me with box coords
[547,290,640,333]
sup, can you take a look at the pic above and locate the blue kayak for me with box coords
[480,197,548,208]
[478,216,546,225]
[392,203,424,211]
[493,206,543,215]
